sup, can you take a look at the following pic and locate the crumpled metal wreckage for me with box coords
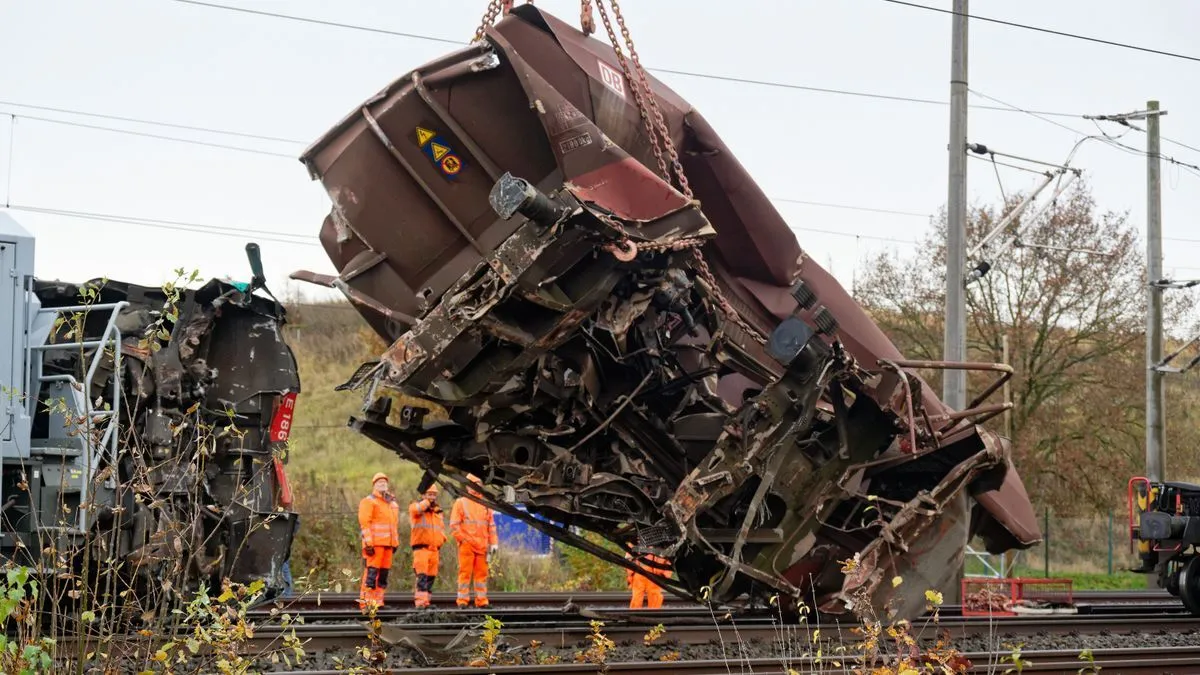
[290,5,1041,619]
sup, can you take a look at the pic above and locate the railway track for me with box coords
[242,606,1200,652]
[70,593,1200,672]
[233,645,1200,674]
[255,588,1177,614]
[250,588,1184,624]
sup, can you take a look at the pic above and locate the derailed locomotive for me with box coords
[1,213,299,612]
[291,5,1041,618]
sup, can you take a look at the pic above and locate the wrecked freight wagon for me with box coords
[290,4,1041,618]
[2,218,300,615]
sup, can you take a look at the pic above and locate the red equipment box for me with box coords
[961,577,1074,617]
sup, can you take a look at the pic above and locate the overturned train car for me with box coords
[292,5,1040,617]
[2,215,300,611]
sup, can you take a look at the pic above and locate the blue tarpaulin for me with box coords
[495,505,555,555]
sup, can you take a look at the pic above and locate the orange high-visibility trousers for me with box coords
[629,573,663,609]
[359,546,395,608]
[456,546,489,607]
[412,547,440,607]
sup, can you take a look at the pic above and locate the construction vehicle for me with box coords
[0,211,300,615]
[290,3,1041,619]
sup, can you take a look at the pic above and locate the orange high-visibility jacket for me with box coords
[626,553,672,583]
[409,499,447,549]
[358,492,401,549]
[450,496,497,553]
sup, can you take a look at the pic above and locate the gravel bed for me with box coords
[248,625,1200,671]
[74,621,1200,672]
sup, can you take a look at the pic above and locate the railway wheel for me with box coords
[1178,556,1200,615]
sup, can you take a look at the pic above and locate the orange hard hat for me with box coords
[371,472,389,485]
[424,483,439,494]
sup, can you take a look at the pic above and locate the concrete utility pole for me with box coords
[943,0,969,411]
[944,0,969,604]
[1146,100,1165,483]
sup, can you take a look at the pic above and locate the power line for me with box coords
[968,90,1200,177]
[12,106,1199,247]
[1,107,940,223]
[168,0,1165,123]
[5,112,296,159]
[6,204,320,247]
[0,99,301,145]
[7,201,923,249]
[772,197,928,219]
[645,67,1080,118]
[881,0,1200,64]
[172,0,461,46]
[9,6,1200,154]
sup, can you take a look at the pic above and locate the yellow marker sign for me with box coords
[440,155,463,175]
[415,127,435,147]
[430,142,450,161]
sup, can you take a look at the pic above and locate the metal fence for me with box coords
[966,509,1143,581]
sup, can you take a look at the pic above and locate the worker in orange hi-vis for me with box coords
[408,482,446,608]
[449,474,498,608]
[627,552,672,609]
[357,472,400,610]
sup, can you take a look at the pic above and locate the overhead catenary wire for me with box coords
[881,0,1200,64]
[9,100,1200,247]
[164,0,1200,146]
[0,107,938,224]
[5,113,296,159]
[5,204,320,247]
[5,202,922,248]
[6,4,1200,250]
[968,89,1200,178]
[0,99,301,145]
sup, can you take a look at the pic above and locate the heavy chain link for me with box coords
[587,0,763,344]
[473,0,536,43]
[580,0,595,35]
[472,0,506,43]
[608,235,767,346]
[689,248,768,345]
[604,0,692,199]
[592,0,671,185]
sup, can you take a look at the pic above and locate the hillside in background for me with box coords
[282,302,419,494]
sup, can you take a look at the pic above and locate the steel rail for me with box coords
[258,598,1188,625]
[237,610,1200,653]
[228,644,1200,674]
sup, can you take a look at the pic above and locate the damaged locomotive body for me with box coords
[294,6,1040,617]
[2,215,300,606]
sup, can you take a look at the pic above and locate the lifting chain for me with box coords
[605,236,767,346]
[580,0,595,35]
[472,0,506,43]
[587,0,765,345]
[592,0,671,188]
[590,0,696,198]
[472,0,534,43]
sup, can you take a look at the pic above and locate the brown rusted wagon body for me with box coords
[291,5,1039,617]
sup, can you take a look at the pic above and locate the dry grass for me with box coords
[282,303,418,491]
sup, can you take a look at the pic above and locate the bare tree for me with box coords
[853,178,1193,514]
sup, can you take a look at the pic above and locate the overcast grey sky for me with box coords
[2,0,1198,302]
